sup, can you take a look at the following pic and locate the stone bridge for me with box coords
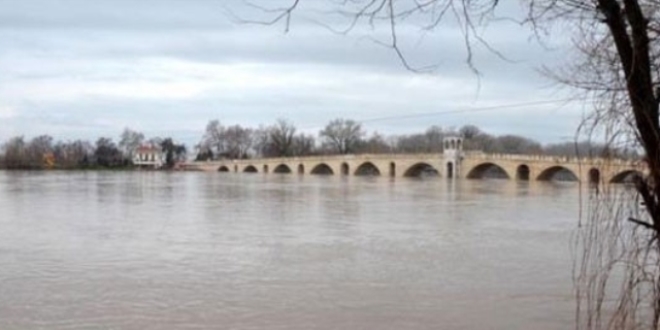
[184,151,644,184]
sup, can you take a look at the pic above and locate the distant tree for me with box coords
[395,134,428,153]
[462,129,498,152]
[118,128,145,159]
[1,136,28,169]
[194,146,214,161]
[269,119,297,157]
[291,133,316,156]
[160,138,187,168]
[319,118,364,154]
[459,125,481,140]
[425,126,444,152]
[147,137,163,147]
[493,135,543,155]
[199,120,225,158]
[542,141,636,159]
[53,140,93,168]
[94,137,123,167]
[26,135,54,168]
[358,132,392,154]
[223,125,253,159]
[251,126,274,157]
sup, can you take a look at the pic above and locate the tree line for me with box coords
[0,128,186,170]
[195,118,636,160]
[0,119,636,170]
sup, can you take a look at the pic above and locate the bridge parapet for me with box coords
[187,152,638,169]
[202,153,444,164]
[464,151,637,166]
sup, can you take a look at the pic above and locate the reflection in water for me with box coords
[0,171,583,330]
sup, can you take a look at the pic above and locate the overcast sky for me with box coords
[0,0,585,147]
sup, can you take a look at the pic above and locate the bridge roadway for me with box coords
[184,152,644,183]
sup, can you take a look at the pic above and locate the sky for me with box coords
[0,0,587,148]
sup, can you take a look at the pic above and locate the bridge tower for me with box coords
[443,136,463,179]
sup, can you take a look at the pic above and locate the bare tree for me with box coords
[118,128,145,159]
[425,126,445,153]
[53,140,94,168]
[494,134,543,154]
[1,136,28,169]
[319,118,365,154]
[251,125,273,157]
[269,119,297,157]
[199,119,225,158]
[394,133,429,153]
[223,125,254,159]
[94,137,123,167]
[459,124,481,140]
[26,135,54,168]
[292,133,316,156]
[357,132,392,154]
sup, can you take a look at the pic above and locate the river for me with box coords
[0,171,580,329]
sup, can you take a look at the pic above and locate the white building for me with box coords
[443,136,463,179]
[133,145,165,169]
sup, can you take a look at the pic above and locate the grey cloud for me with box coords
[0,0,564,78]
[0,0,582,147]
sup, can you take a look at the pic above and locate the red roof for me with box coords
[136,146,161,153]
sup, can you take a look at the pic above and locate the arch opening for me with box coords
[467,163,510,179]
[297,164,304,174]
[610,170,643,184]
[516,165,530,181]
[404,163,440,178]
[341,163,349,176]
[263,165,269,173]
[447,162,454,178]
[390,162,396,177]
[218,166,230,172]
[354,162,381,176]
[243,165,258,173]
[536,166,578,181]
[588,168,600,184]
[311,163,334,175]
[274,164,292,174]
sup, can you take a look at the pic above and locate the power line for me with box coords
[357,98,578,124]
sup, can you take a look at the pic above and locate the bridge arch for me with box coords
[274,164,292,174]
[218,165,230,172]
[341,163,349,176]
[516,165,530,181]
[610,170,643,184]
[355,162,381,176]
[243,165,258,173]
[311,163,334,175]
[536,166,578,181]
[467,163,510,179]
[588,168,600,184]
[404,163,440,178]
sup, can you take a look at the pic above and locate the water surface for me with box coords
[0,171,579,329]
